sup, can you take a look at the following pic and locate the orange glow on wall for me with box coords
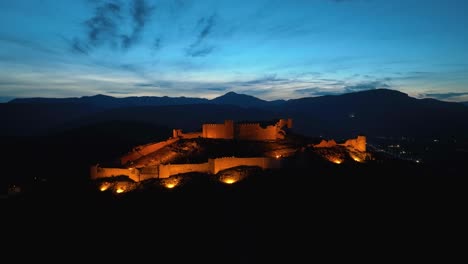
[99,182,111,191]
[349,152,366,163]
[333,159,342,164]
[165,183,176,188]
[115,187,125,193]
[221,177,237,184]
[161,177,181,189]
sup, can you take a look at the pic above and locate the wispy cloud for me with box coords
[106,90,134,95]
[85,1,121,48]
[328,0,364,2]
[238,75,288,86]
[187,46,214,57]
[71,0,155,53]
[391,71,433,81]
[152,37,162,50]
[186,14,216,57]
[0,36,58,55]
[135,82,157,87]
[122,0,155,49]
[294,87,341,97]
[343,81,390,93]
[205,87,228,91]
[423,92,468,100]
[69,37,90,54]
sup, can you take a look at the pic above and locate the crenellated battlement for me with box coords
[194,118,292,141]
[92,156,281,181]
[237,123,261,127]
[203,123,226,126]
[312,136,366,152]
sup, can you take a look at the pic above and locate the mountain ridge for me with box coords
[8,88,465,109]
[2,89,468,139]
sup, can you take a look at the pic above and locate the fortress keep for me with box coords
[174,118,293,140]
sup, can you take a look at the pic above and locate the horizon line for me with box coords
[1,88,467,104]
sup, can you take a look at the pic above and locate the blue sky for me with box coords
[1,0,468,102]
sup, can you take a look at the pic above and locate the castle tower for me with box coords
[224,120,234,139]
[286,118,293,129]
[173,129,182,138]
[356,136,366,152]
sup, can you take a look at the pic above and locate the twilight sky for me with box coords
[1,0,468,102]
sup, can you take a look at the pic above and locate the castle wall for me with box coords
[211,157,281,174]
[236,124,278,140]
[179,132,202,139]
[159,162,210,178]
[314,139,338,148]
[200,119,291,140]
[342,136,366,152]
[313,136,366,152]
[120,138,179,165]
[120,151,143,165]
[90,165,140,182]
[225,120,234,139]
[173,129,202,139]
[91,156,282,181]
[139,166,159,181]
[173,129,182,138]
[202,120,234,139]
[276,118,293,129]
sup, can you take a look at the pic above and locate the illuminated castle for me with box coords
[173,118,293,140]
[91,118,293,184]
[90,118,369,192]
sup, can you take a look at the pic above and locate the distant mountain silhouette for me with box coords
[9,94,210,109]
[211,91,285,108]
[9,91,285,109]
[280,89,468,138]
[2,89,468,139]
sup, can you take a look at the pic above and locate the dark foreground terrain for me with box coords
[4,164,466,263]
[2,118,467,263]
